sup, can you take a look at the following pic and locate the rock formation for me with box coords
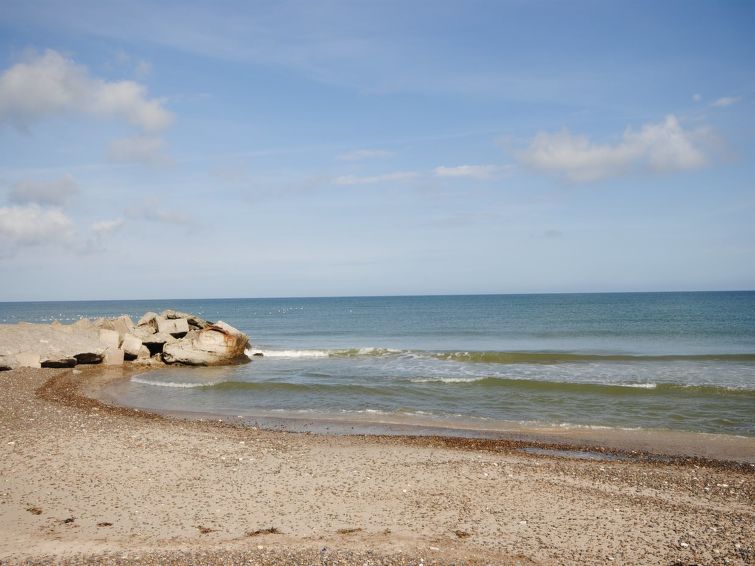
[0,311,251,370]
[162,321,249,365]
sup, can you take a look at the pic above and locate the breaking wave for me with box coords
[245,347,755,364]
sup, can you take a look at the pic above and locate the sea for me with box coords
[2,292,754,437]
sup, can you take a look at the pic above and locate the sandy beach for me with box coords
[1,367,753,565]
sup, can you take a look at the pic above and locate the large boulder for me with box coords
[99,328,120,349]
[137,311,159,328]
[156,316,189,337]
[160,310,212,330]
[141,331,178,355]
[97,315,134,341]
[132,325,156,340]
[162,321,249,366]
[121,333,143,358]
[102,348,124,366]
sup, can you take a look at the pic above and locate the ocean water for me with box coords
[2,292,754,436]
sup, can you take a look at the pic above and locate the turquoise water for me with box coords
[2,292,754,435]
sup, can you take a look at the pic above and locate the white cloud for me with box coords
[333,171,419,185]
[712,96,741,108]
[107,135,171,165]
[91,218,125,235]
[0,204,74,247]
[0,49,172,131]
[126,198,190,225]
[517,115,707,183]
[8,174,78,206]
[434,164,510,180]
[692,93,702,102]
[337,149,394,161]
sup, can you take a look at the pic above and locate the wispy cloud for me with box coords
[517,115,708,183]
[107,135,171,166]
[126,198,190,225]
[433,164,510,180]
[0,49,172,131]
[333,171,419,185]
[7,174,78,206]
[337,149,394,161]
[91,218,125,235]
[712,96,741,108]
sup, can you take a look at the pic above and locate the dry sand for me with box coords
[0,367,753,565]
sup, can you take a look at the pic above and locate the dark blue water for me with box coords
[2,292,754,435]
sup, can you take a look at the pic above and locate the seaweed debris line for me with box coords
[0,310,250,370]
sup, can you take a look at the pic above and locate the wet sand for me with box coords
[0,367,753,565]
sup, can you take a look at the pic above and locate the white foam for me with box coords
[409,376,486,384]
[355,347,402,355]
[618,383,657,389]
[247,349,330,358]
[131,377,207,388]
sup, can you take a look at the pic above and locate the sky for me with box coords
[0,0,753,301]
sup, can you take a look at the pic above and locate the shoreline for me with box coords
[91,365,755,466]
[1,367,753,564]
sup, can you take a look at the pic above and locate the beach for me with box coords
[1,367,753,565]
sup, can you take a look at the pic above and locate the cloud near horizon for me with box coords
[517,115,708,183]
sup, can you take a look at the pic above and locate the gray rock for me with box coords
[98,315,134,341]
[156,317,189,336]
[132,325,156,340]
[162,321,249,366]
[121,333,143,357]
[141,332,177,355]
[137,311,159,332]
[161,310,212,329]
[137,311,158,326]
[141,332,177,345]
[99,328,120,349]
[102,348,124,366]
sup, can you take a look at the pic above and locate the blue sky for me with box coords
[0,0,753,300]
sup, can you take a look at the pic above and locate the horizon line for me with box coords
[1,289,754,304]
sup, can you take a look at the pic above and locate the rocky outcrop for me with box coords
[0,311,251,370]
[162,322,250,366]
